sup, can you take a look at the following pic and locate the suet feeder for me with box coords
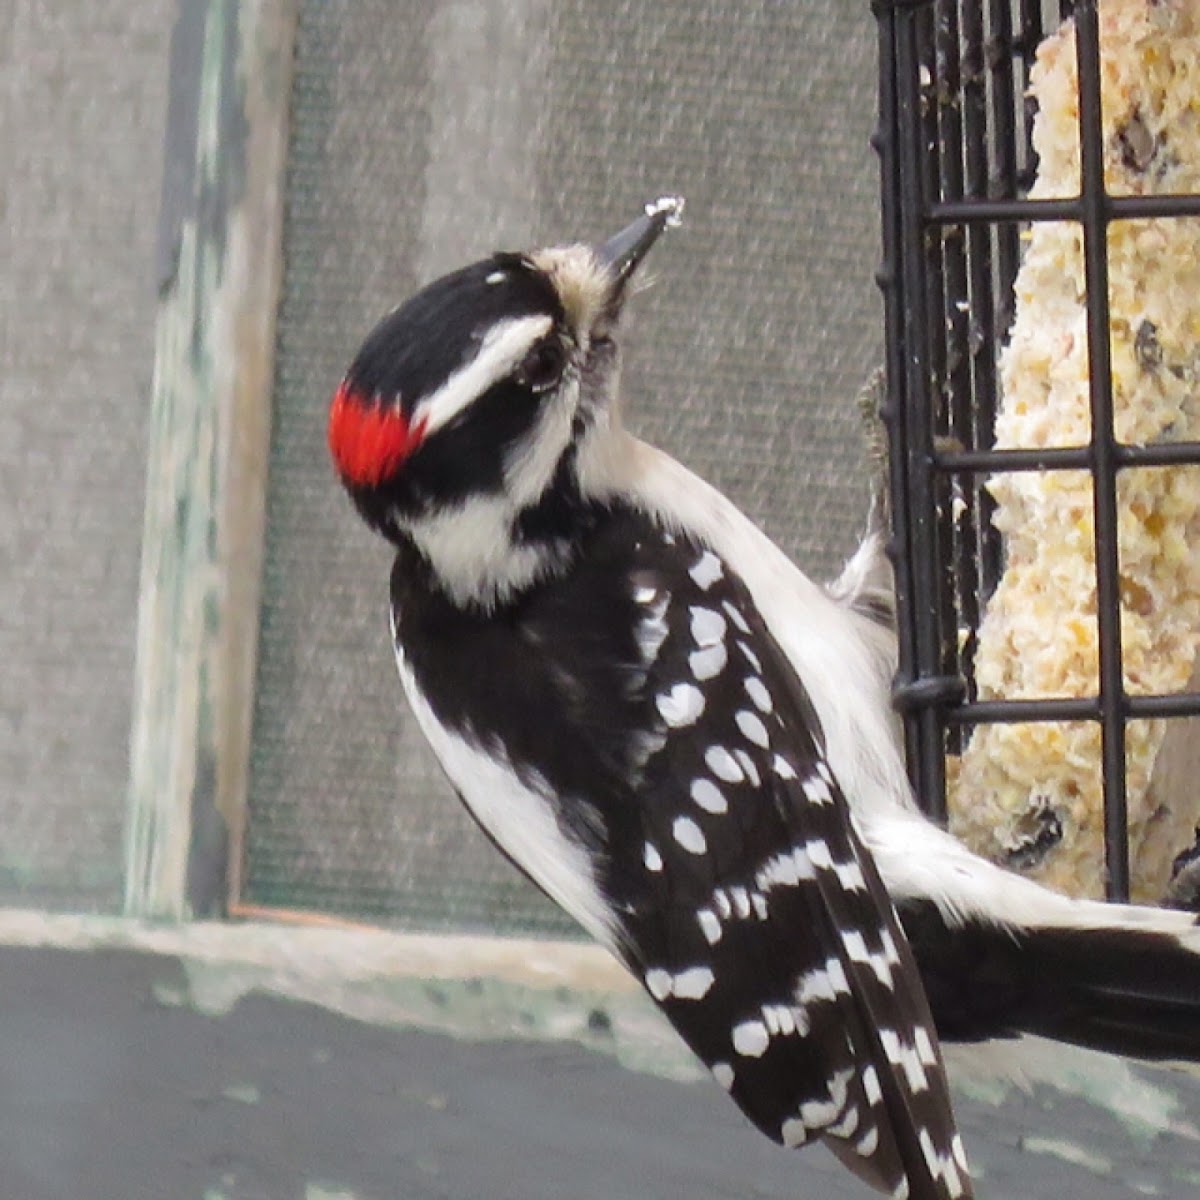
[873,0,1200,903]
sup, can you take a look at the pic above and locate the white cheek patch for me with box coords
[413,314,553,437]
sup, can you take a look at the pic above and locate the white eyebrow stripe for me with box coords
[414,314,554,435]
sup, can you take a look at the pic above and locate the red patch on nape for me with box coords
[328,382,426,487]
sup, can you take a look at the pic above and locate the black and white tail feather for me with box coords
[330,199,1200,1200]
[826,532,1200,1067]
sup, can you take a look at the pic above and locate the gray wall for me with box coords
[0,2,173,910]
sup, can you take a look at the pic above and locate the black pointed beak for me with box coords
[596,196,685,288]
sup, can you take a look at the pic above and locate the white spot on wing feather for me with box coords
[952,1135,969,1172]
[773,754,797,780]
[919,1129,963,1197]
[645,966,715,1002]
[755,846,816,890]
[689,642,727,680]
[732,1019,770,1057]
[880,930,901,965]
[915,1027,937,1067]
[856,1125,880,1156]
[657,683,704,727]
[722,600,752,633]
[827,958,850,994]
[689,550,723,590]
[799,1096,840,1127]
[733,747,761,787]
[795,965,838,1005]
[697,907,722,944]
[806,839,834,870]
[843,931,870,963]
[735,710,770,747]
[673,815,707,854]
[829,1068,853,1110]
[689,606,726,648]
[672,966,715,999]
[802,775,833,805]
[690,778,728,814]
[743,676,773,713]
[781,1117,808,1147]
[827,1106,860,1138]
[881,1030,929,1092]
[705,745,744,783]
[737,640,762,672]
[645,969,672,1000]
[834,860,866,890]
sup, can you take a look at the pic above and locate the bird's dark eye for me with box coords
[515,338,566,394]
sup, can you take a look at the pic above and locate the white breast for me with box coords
[393,642,618,952]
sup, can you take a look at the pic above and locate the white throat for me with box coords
[402,495,571,611]
[400,376,599,611]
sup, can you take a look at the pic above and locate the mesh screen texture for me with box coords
[245,0,882,934]
[0,0,170,911]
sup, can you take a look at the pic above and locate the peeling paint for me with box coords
[152,979,188,1008]
[946,1036,1200,1145]
[1020,1135,1113,1174]
[126,0,296,923]
[221,1082,261,1104]
[179,957,698,1083]
[305,1184,364,1200]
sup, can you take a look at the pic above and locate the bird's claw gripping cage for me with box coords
[872,0,1200,902]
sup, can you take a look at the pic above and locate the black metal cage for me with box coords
[873,0,1200,900]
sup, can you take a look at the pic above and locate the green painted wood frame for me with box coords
[126,0,300,919]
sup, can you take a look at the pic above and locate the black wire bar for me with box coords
[929,193,1200,223]
[1072,3,1130,897]
[873,0,1200,900]
[946,692,1200,725]
[879,0,956,820]
[937,443,1200,472]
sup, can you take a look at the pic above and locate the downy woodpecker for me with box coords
[329,199,1200,1200]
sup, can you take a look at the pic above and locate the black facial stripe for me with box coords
[390,378,546,511]
[347,253,563,414]
[512,443,591,547]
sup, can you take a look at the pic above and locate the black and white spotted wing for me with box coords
[612,531,968,1200]
[392,506,971,1200]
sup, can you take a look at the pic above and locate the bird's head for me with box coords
[329,196,684,608]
